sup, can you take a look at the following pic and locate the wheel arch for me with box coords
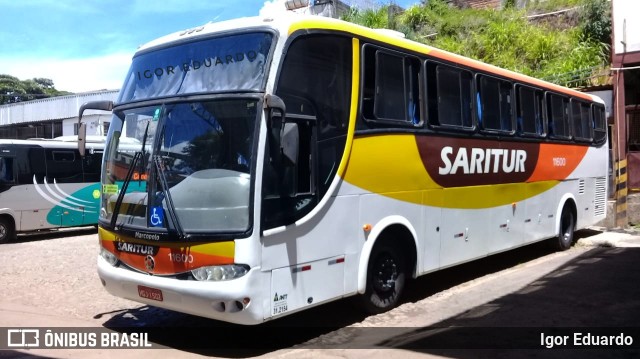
[0,210,17,243]
[357,215,419,294]
[555,194,577,235]
[0,210,17,228]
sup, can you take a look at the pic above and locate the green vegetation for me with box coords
[0,75,71,105]
[342,0,611,88]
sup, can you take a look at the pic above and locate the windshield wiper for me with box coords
[139,121,150,185]
[150,109,185,239]
[110,122,149,228]
[110,152,141,229]
[153,154,185,239]
[110,121,150,229]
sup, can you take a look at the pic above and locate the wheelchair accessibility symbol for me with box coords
[150,206,164,227]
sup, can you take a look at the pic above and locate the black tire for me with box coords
[551,205,575,251]
[0,217,15,244]
[360,243,406,314]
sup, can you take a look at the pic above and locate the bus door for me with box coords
[44,148,86,227]
[0,150,16,193]
[261,34,354,318]
[17,147,52,231]
[80,150,103,225]
[261,109,351,318]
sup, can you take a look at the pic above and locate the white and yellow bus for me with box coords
[82,13,608,325]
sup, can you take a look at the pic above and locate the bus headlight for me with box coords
[191,264,249,281]
[100,248,119,266]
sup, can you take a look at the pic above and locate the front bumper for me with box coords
[97,256,267,325]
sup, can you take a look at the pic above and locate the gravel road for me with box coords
[0,228,139,325]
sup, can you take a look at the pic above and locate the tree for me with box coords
[33,78,55,90]
[579,0,611,45]
[0,75,26,104]
[0,75,71,104]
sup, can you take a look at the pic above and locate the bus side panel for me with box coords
[0,185,57,232]
[573,176,608,229]
[486,184,530,254]
[439,187,490,268]
[262,195,361,316]
[524,182,557,243]
[421,190,442,274]
[270,255,345,319]
[261,196,360,271]
[52,183,101,227]
[565,145,609,228]
[574,177,594,230]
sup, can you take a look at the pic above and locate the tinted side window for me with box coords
[374,51,405,121]
[547,93,570,138]
[426,61,473,129]
[46,149,83,183]
[0,157,14,183]
[265,35,352,229]
[15,147,46,185]
[0,156,14,193]
[593,104,607,144]
[362,46,421,126]
[478,75,513,132]
[571,99,593,141]
[517,85,545,136]
[83,151,103,182]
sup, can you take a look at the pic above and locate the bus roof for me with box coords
[0,138,106,150]
[136,14,599,103]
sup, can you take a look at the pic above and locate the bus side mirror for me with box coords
[265,94,298,166]
[77,100,113,157]
[78,123,87,157]
[281,122,299,166]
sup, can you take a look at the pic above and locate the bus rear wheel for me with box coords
[360,243,406,314]
[0,217,15,244]
[551,205,575,251]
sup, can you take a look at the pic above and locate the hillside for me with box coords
[343,0,611,88]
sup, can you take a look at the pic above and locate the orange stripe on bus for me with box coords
[101,239,234,275]
[526,144,589,182]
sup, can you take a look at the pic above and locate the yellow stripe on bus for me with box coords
[343,134,559,209]
[336,37,360,179]
[437,181,558,209]
[343,134,438,192]
[288,17,433,56]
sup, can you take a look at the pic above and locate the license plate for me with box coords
[138,285,163,302]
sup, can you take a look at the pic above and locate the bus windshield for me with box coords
[117,32,272,103]
[101,98,258,236]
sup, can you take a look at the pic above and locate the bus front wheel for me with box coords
[360,243,406,314]
[0,217,15,244]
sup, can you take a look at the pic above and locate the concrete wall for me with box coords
[613,0,640,54]
[597,194,640,228]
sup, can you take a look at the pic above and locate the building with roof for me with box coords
[610,0,640,226]
[0,90,118,140]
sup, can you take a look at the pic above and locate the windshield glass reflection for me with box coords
[101,98,258,234]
